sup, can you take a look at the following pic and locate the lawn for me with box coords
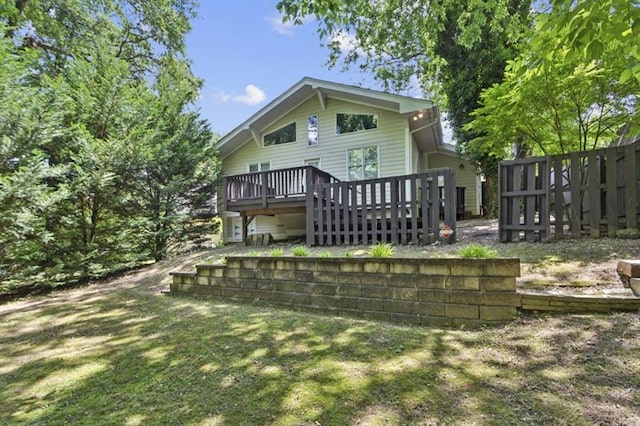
[1,251,639,425]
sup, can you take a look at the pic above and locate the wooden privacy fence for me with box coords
[306,169,456,245]
[499,141,640,242]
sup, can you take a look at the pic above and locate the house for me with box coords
[217,77,481,244]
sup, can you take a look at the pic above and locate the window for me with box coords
[336,113,378,134]
[348,146,378,180]
[304,158,321,169]
[264,122,296,146]
[307,115,318,146]
[249,162,270,172]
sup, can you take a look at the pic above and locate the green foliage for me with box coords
[319,251,332,258]
[277,0,532,216]
[367,242,395,258]
[291,246,310,257]
[615,229,640,240]
[0,2,218,295]
[466,1,640,157]
[270,248,284,257]
[457,244,498,259]
[343,250,354,258]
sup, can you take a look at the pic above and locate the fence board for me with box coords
[500,141,640,242]
[605,147,618,236]
[553,156,565,238]
[624,144,638,229]
[587,151,600,237]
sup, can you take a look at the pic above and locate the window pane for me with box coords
[364,146,378,163]
[260,162,270,171]
[348,148,362,167]
[364,163,378,179]
[349,166,362,180]
[264,122,296,146]
[249,164,259,172]
[336,113,378,134]
[305,158,320,168]
[307,115,318,146]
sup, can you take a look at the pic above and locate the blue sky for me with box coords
[186,0,386,135]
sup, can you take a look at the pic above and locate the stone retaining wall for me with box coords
[171,258,640,325]
[171,257,521,326]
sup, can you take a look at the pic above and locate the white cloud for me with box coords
[232,84,266,106]
[213,89,231,103]
[215,85,266,106]
[269,16,295,35]
[330,30,360,53]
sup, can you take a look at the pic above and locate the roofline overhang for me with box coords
[217,77,437,159]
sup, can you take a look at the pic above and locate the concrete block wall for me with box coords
[170,257,522,326]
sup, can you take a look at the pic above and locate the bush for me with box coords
[319,251,332,258]
[457,244,498,259]
[269,247,284,257]
[368,242,395,258]
[291,246,309,257]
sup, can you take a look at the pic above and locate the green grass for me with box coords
[291,246,310,257]
[368,242,395,258]
[456,243,498,259]
[1,276,638,425]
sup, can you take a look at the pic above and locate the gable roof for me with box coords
[217,76,443,159]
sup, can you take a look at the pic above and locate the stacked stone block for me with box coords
[170,257,521,326]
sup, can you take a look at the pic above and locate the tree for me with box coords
[0,1,219,293]
[467,1,640,159]
[278,0,533,215]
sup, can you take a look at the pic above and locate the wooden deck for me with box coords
[223,166,457,245]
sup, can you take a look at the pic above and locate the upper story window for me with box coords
[307,115,319,146]
[336,113,378,134]
[264,122,296,146]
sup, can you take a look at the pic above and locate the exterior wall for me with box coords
[222,97,411,242]
[248,213,306,240]
[426,152,481,216]
[221,97,408,180]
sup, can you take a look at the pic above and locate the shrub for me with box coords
[368,242,395,258]
[457,244,498,259]
[247,250,261,257]
[343,250,354,258]
[269,247,284,257]
[291,246,309,257]
[319,251,332,258]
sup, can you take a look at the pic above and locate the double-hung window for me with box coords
[348,146,378,180]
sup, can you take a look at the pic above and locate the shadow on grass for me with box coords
[1,281,639,424]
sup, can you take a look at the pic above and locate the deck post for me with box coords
[306,167,315,245]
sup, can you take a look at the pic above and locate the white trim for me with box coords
[404,122,411,175]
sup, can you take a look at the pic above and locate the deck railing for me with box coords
[307,169,456,245]
[224,166,339,210]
